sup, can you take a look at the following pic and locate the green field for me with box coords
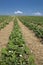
[0,16,13,30]
[18,16,43,39]
[0,17,36,65]
[0,16,43,65]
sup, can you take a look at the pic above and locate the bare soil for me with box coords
[17,18,43,65]
[0,21,13,52]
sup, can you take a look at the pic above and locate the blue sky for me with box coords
[0,0,43,15]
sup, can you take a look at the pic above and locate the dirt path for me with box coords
[0,20,14,52]
[17,18,43,65]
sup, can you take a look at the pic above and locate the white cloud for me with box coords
[33,12,42,16]
[14,10,23,14]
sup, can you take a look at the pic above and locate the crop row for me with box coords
[18,16,43,40]
[0,16,13,30]
[0,18,35,65]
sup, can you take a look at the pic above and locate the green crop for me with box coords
[0,16,13,30]
[0,18,36,65]
[18,16,43,39]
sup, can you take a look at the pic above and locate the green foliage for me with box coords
[18,16,43,39]
[0,16,13,30]
[0,18,35,65]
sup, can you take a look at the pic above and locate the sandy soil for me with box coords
[17,18,43,65]
[0,21,14,52]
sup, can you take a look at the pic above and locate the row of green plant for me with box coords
[0,16,7,23]
[18,16,43,26]
[0,18,35,65]
[0,16,13,30]
[18,16,43,39]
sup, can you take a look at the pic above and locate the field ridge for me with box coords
[0,20,14,52]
